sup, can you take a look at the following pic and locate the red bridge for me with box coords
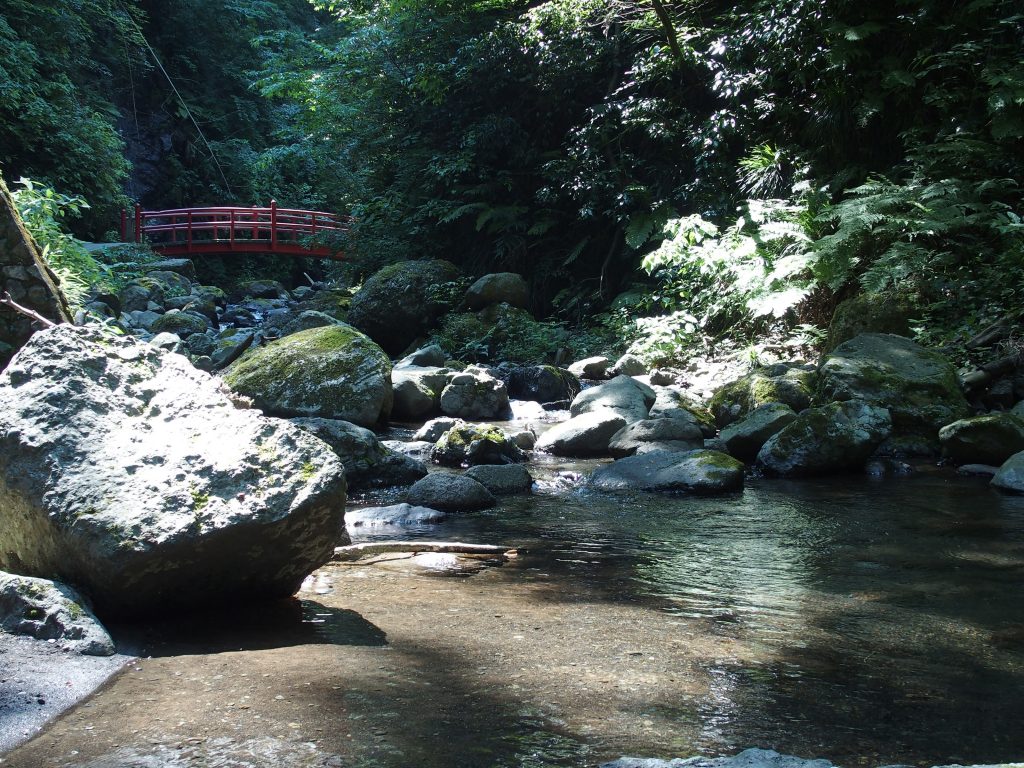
[120,202,350,260]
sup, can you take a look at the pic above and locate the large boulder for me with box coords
[608,418,703,458]
[756,400,892,476]
[150,309,210,338]
[224,324,393,428]
[406,473,495,512]
[463,272,529,310]
[708,364,815,427]
[570,375,656,424]
[439,367,511,420]
[817,333,969,444]
[0,325,347,616]
[719,403,798,461]
[290,417,426,490]
[432,423,527,467]
[0,572,114,655]
[590,449,744,494]
[939,413,1024,466]
[347,260,461,355]
[535,411,628,457]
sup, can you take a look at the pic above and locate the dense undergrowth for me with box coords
[2,0,1021,366]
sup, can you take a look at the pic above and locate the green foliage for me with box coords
[0,0,144,235]
[10,178,101,308]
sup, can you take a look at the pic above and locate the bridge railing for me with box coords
[119,201,351,260]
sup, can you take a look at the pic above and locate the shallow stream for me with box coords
[5,457,1024,767]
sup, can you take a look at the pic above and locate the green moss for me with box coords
[301,461,317,481]
[695,450,744,471]
[189,484,210,511]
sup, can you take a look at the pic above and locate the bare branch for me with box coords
[0,292,59,328]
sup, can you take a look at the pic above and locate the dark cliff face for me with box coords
[0,178,72,370]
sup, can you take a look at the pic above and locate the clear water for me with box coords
[350,464,1024,764]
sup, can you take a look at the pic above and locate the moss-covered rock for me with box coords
[719,403,798,462]
[939,413,1024,466]
[708,365,815,427]
[150,310,210,338]
[347,259,462,355]
[432,423,526,467]
[439,368,511,420]
[756,400,892,476]
[589,449,744,494]
[818,333,969,447]
[224,324,393,427]
[826,293,914,352]
[649,387,717,437]
[463,272,529,310]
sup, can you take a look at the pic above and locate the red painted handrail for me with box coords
[120,201,351,261]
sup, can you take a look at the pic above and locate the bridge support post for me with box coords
[271,200,277,252]
[134,205,142,243]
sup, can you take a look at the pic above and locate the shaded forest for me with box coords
[1,0,1022,363]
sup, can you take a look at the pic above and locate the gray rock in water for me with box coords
[757,400,892,476]
[463,272,529,310]
[392,366,451,421]
[818,333,969,445]
[719,403,798,461]
[439,367,511,420]
[600,748,837,768]
[383,440,434,462]
[568,356,611,380]
[406,473,495,512]
[939,413,1024,466]
[536,411,628,457]
[649,386,717,437]
[570,375,656,424]
[291,417,426,490]
[991,450,1024,493]
[590,449,744,494]
[223,324,393,428]
[465,464,533,495]
[414,417,462,443]
[0,325,347,617]
[0,572,114,656]
[608,418,703,458]
[345,504,445,527]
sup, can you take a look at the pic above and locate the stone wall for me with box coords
[0,178,71,368]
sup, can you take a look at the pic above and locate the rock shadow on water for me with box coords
[117,597,387,656]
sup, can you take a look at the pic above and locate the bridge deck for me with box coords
[121,202,349,260]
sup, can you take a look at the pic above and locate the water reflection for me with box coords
[349,469,1024,762]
